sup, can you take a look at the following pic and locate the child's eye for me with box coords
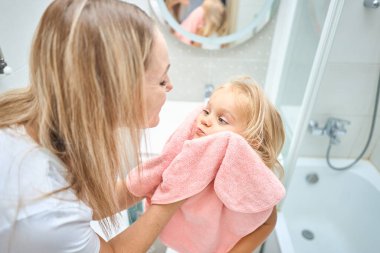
[202,109,209,115]
[218,117,229,125]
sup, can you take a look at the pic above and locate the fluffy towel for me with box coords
[127,107,286,253]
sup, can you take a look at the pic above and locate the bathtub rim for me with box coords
[295,157,380,192]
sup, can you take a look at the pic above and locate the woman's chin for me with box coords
[147,117,160,128]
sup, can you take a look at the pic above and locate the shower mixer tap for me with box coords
[308,117,350,145]
[324,118,350,144]
[364,0,380,8]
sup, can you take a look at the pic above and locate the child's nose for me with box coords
[201,117,211,127]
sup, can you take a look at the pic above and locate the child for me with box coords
[127,76,286,252]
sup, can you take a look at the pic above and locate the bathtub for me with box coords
[268,157,380,253]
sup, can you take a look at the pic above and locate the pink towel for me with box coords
[175,6,205,45]
[127,107,286,253]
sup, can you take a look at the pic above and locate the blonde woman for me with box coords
[0,0,183,252]
[127,76,286,252]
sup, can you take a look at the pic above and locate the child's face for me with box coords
[193,88,246,138]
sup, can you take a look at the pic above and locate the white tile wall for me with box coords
[159,17,277,101]
[312,63,380,116]
[370,135,380,171]
[298,0,380,164]
[328,0,380,64]
[0,0,52,92]
[353,115,380,159]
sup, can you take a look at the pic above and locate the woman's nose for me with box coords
[166,81,173,92]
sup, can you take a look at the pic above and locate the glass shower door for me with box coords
[276,0,330,159]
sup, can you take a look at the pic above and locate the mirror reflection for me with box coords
[152,0,277,49]
[166,0,228,46]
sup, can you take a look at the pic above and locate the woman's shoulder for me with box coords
[0,126,81,214]
[0,127,99,253]
[0,126,68,187]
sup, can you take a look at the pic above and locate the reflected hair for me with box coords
[200,0,227,36]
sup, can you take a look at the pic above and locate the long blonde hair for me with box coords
[0,0,154,232]
[216,76,285,178]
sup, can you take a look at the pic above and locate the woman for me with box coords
[0,0,181,252]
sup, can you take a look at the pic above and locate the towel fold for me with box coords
[126,107,286,252]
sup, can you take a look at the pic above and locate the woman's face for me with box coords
[143,30,172,128]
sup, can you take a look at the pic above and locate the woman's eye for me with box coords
[159,80,167,86]
[218,117,228,125]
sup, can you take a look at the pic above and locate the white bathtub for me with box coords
[270,157,380,253]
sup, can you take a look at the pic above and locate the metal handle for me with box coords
[308,117,350,145]
[364,0,380,8]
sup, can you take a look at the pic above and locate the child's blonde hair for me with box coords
[215,76,285,178]
[199,0,227,37]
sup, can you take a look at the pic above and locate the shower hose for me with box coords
[327,71,380,170]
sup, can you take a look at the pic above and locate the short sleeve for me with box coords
[6,204,100,253]
[0,127,100,253]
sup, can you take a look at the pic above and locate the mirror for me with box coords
[149,0,279,50]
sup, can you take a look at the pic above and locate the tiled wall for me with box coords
[371,140,380,169]
[149,8,276,101]
[0,0,52,92]
[0,0,276,102]
[298,1,380,163]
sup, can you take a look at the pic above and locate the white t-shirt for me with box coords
[0,127,100,253]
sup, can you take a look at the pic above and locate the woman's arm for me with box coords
[228,207,277,253]
[93,180,143,221]
[116,179,143,210]
[99,201,182,253]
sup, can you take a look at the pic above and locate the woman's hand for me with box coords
[99,200,184,253]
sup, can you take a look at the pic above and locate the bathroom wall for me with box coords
[0,0,52,92]
[298,1,380,163]
[147,2,277,101]
[371,141,380,170]
[0,0,277,103]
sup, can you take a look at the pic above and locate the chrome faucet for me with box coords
[364,0,380,8]
[324,118,350,144]
[308,117,350,145]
